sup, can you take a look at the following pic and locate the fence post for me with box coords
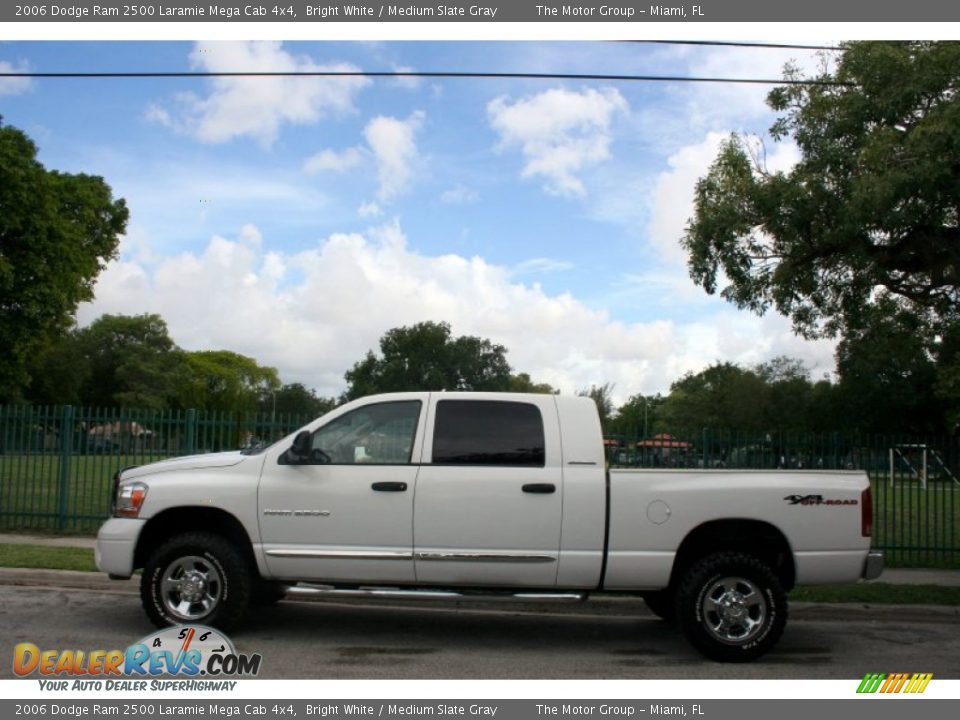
[185,409,197,456]
[57,405,74,531]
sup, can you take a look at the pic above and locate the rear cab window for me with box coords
[431,400,545,467]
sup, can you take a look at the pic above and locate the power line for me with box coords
[0,70,851,86]
[623,39,841,51]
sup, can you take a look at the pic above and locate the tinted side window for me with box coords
[432,400,545,467]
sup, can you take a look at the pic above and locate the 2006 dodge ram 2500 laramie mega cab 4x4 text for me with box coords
[97,392,883,662]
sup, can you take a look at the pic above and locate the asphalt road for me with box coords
[3,583,960,680]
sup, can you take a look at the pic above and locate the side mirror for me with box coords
[280,430,312,465]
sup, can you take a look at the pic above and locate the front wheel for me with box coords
[676,552,787,663]
[141,531,252,630]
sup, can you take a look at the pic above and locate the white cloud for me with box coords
[301,112,423,202]
[357,202,382,217]
[143,103,173,128]
[79,221,834,403]
[440,185,479,205]
[647,132,729,265]
[148,42,370,146]
[0,60,32,96]
[390,64,422,90]
[364,111,424,202]
[487,87,628,197]
[511,258,574,276]
[303,147,365,174]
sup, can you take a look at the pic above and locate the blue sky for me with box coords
[0,40,837,401]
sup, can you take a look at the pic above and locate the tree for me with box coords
[0,121,128,401]
[25,313,184,408]
[834,303,942,434]
[73,314,185,409]
[178,350,281,413]
[578,383,615,433]
[27,330,89,406]
[756,357,817,433]
[342,321,512,400]
[260,383,337,418]
[658,363,770,432]
[683,42,960,343]
[610,393,665,439]
[508,372,557,394]
[934,326,960,429]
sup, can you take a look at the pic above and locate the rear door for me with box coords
[413,395,563,587]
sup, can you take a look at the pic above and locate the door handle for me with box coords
[522,483,556,494]
[372,481,408,492]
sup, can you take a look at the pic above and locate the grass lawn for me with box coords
[0,543,97,572]
[870,478,960,567]
[790,583,960,606]
[0,453,165,534]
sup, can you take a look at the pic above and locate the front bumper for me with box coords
[862,550,885,580]
[95,517,146,579]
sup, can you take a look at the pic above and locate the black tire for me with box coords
[676,551,787,663]
[253,580,289,606]
[141,531,252,631]
[642,590,676,622]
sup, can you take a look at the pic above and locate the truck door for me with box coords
[258,397,425,583]
[413,396,563,587]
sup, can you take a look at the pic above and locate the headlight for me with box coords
[115,482,149,518]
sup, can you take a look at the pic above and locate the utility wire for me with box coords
[1,39,851,84]
[0,70,851,86]
[622,39,841,51]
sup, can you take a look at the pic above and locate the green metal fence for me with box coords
[1,405,958,568]
[606,429,960,568]
[0,405,312,534]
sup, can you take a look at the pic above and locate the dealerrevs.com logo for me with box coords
[14,626,262,691]
[857,673,933,694]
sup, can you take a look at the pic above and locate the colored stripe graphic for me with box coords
[857,673,932,694]
[907,674,933,694]
[857,673,885,693]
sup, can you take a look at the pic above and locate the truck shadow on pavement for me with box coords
[235,598,837,677]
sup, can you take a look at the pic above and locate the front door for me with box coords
[258,398,425,583]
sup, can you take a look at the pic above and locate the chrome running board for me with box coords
[286,584,588,603]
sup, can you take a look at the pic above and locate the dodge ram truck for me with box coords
[96,392,883,662]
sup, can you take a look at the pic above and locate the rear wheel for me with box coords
[141,531,252,630]
[676,551,786,662]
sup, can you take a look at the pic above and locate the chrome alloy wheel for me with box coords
[160,555,223,621]
[700,576,768,645]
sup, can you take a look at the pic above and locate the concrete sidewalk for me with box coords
[1,533,96,549]
[2,532,959,587]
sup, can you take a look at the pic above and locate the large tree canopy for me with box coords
[0,121,128,401]
[342,321,512,400]
[684,41,960,341]
[178,350,281,413]
[76,313,183,410]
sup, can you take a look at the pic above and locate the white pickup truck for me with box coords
[97,392,883,662]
